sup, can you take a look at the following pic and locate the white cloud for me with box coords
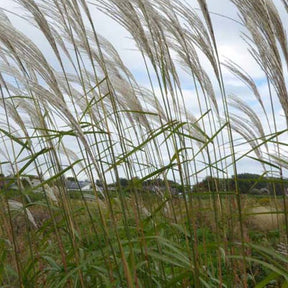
[1,0,287,179]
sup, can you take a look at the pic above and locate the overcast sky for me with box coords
[0,0,259,74]
[0,0,268,98]
[0,0,287,180]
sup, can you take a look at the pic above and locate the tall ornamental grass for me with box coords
[0,0,288,287]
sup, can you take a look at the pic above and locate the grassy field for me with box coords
[0,0,288,287]
[1,190,287,287]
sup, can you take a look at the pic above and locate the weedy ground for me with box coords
[1,191,287,287]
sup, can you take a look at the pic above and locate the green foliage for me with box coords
[193,174,288,195]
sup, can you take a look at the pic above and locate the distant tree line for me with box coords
[71,174,288,196]
[193,173,288,195]
[1,173,286,196]
[104,177,185,196]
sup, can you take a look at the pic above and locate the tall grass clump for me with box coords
[0,0,288,287]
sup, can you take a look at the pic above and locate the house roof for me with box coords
[65,180,91,190]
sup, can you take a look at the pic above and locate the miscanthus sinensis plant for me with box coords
[0,0,288,287]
